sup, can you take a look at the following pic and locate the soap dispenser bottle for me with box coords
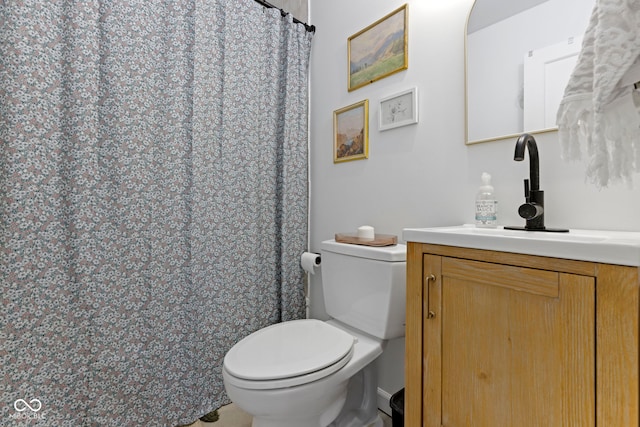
[475,172,497,228]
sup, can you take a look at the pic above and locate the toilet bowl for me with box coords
[223,319,383,427]
[222,240,406,427]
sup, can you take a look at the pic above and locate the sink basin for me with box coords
[402,225,640,266]
[426,226,606,242]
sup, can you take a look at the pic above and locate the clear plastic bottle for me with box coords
[475,172,497,228]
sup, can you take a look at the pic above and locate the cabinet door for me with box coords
[424,256,595,427]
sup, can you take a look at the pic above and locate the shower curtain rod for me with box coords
[253,0,315,33]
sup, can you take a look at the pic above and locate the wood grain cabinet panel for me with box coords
[405,243,639,427]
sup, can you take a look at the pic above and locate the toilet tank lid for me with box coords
[321,239,406,262]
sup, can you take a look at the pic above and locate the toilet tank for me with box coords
[320,240,406,340]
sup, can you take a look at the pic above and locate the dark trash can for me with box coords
[389,388,404,427]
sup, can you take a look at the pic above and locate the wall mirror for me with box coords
[465,0,594,144]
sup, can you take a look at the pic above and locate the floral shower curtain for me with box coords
[0,0,312,425]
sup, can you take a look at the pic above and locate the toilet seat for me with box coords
[223,319,355,390]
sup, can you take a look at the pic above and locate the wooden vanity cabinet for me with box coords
[405,242,639,427]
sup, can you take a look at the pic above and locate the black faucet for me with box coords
[505,133,568,232]
[515,133,545,230]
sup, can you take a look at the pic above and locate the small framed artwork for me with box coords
[379,87,418,131]
[348,4,408,92]
[333,100,369,163]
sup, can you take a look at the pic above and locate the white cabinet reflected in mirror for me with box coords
[465,0,594,144]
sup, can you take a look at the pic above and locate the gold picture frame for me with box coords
[333,100,369,163]
[348,4,408,92]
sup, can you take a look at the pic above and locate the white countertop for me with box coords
[403,225,640,267]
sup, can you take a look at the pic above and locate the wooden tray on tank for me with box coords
[335,233,398,247]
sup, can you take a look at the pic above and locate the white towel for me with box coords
[556,0,640,188]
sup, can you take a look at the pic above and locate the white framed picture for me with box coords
[378,87,418,131]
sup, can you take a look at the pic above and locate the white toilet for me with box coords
[222,239,406,427]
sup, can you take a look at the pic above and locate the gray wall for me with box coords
[268,0,308,22]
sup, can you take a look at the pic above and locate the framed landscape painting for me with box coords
[333,100,369,163]
[348,4,408,92]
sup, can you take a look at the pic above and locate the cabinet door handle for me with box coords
[425,274,436,319]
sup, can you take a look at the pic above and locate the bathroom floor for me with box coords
[188,403,393,427]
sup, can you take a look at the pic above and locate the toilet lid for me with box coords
[224,319,355,382]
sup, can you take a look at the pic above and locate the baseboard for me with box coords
[377,387,392,416]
